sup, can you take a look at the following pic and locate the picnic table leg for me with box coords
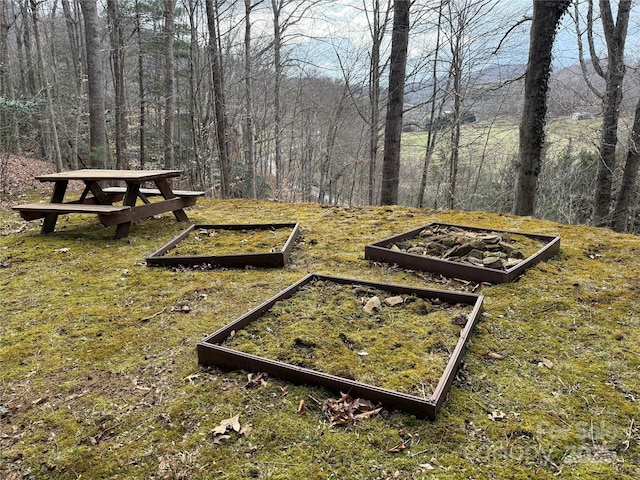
[42,180,68,234]
[114,183,140,239]
[154,178,189,222]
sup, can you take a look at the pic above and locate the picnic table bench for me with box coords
[13,169,204,239]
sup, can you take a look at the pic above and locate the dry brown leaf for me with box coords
[322,392,383,425]
[171,305,191,313]
[387,442,407,453]
[244,372,268,389]
[354,406,383,420]
[212,414,241,436]
[212,434,231,444]
[488,410,506,421]
[485,352,506,360]
[183,373,200,384]
[540,358,554,369]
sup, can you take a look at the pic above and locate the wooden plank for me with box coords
[13,203,131,216]
[37,169,182,182]
[155,178,189,222]
[102,186,205,197]
[98,197,197,226]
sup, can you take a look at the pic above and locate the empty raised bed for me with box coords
[197,273,484,419]
[146,223,300,268]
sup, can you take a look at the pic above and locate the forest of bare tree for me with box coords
[0,0,639,233]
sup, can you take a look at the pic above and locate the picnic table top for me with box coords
[36,169,183,182]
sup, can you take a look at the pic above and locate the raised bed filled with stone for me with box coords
[197,273,484,419]
[146,223,299,268]
[365,222,560,283]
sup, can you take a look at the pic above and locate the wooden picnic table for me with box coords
[13,169,204,239]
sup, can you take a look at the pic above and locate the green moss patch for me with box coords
[169,226,293,256]
[225,279,472,395]
[1,196,639,479]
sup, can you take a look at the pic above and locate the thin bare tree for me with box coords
[586,0,632,228]
[163,0,176,170]
[80,0,109,167]
[380,0,410,205]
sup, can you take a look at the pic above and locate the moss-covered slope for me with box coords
[1,197,638,479]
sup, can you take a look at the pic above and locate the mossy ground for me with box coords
[225,279,472,395]
[1,196,639,479]
[168,226,294,257]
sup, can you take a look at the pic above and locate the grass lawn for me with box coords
[1,196,639,479]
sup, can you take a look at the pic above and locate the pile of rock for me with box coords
[389,225,538,271]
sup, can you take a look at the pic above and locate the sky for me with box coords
[238,0,640,78]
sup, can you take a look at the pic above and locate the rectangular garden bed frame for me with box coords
[197,273,484,419]
[364,222,560,284]
[146,222,300,268]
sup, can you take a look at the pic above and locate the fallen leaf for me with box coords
[183,373,200,384]
[387,442,407,453]
[539,358,554,369]
[357,351,369,356]
[239,424,253,436]
[419,463,436,470]
[212,414,241,436]
[244,372,268,389]
[171,305,191,313]
[212,434,231,444]
[488,410,506,421]
[485,352,506,360]
[322,392,383,425]
[297,399,305,416]
[354,406,382,420]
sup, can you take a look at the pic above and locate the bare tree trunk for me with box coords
[30,0,62,171]
[417,1,444,209]
[591,0,631,227]
[513,0,570,216]
[80,0,108,168]
[447,22,462,210]
[163,0,176,170]
[61,0,82,168]
[205,0,231,198]
[0,0,20,153]
[380,0,410,206]
[186,0,202,188]
[611,94,640,232]
[244,0,257,198]
[366,0,391,205]
[272,0,284,200]
[61,0,80,90]
[135,0,146,168]
[318,85,348,204]
[107,0,129,170]
[19,0,36,96]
